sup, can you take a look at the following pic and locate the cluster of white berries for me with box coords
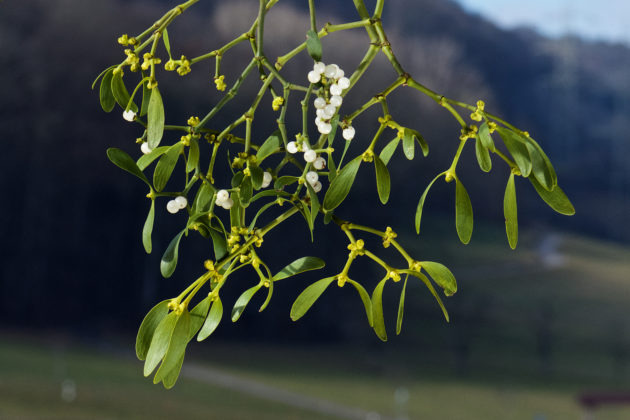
[215,189,234,210]
[305,170,322,193]
[307,62,354,138]
[166,196,188,214]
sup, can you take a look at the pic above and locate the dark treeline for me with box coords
[1,0,628,342]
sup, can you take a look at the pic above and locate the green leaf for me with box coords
[198,297,223,341]
[346,279,373,327]
[161,354,184,389]
[504,172,518,249]
[297,201,314,240]
[231,171,245,188]
[142,200,155,254]
[328,115,340,147]
[250,165,264,190]
[402,129,414,160]
[273,257,325,281]
[524,137,557,188]
[379,138,400,166]
[153,310,190,384]
[239,176,253,207]
[139,79,150,117]
[192,182,215,213]
[327,153,337,182]
[455,178,473,244]
[420,261,457,296]
[406,270,449,322]
[153,142,184,192]
[92,65,115,89]
[231,284,262,322]
[188,297,212,341]
[478,122,496,152]
[137,146,169,170]
[147,88,165,149]
[411,129,429,157]
[162,28,172,58]
[305,29,322,62]
[496,127,532,177]
[475,136,492,172]
[373,155,391,204]
[415,173,444,234]
[107,148,150,187]
[230,192,241,228]
[306,182,320,226]
[135,300,170,361]
[371,279,388,342]
[248,201,278,231]
[259,280,274,312]
[526,143,554,191]
[99,69,116,113]
[322,156,362,211]
[186,138,199,173]
[396,276,408,335]
[290,277,336,321]
[528,176,575,215]
[274,176,298,190]
[160,230,184,278]
[256,130,282,162]
[110,71,138,112]
[208,228,228,260]
[144,311,177,376]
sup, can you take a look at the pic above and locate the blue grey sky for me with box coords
[454,0,630,44]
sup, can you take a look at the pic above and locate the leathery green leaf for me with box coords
[192,182,215,213]
[274,176,298,190]
[455,178,473,244]
[379,138,400,165]
[208,228,228,261]
[239,176,253,207]
[99,69,116,113]
[402,129,415,160]
[230,192,241,228]
[92,65,115,89]
[415,173,445,234]
[153,310,190,384]
[250,164,264,190]
[161,354,184,389]
[290,277,336,321]
[147,87,165,149]
[529,176,575,215]
[142,199,155,254]
[504,172,518,249]
[273,257,325,281]
[496,127,532,177]
[198,297,223,341]
[188,297,212,340]
[328,115,340,146]
[259,280,274,312]
[139,78,150,117]
[524,137,557,188]
[137,146,169,170]
[256,130,282,162]
[396,276,408,335]
[323,156,362,211]
[143,311,177,376]
[136,300,170,360]
[306,182,320,226]
[371,278,388,342]
[153,142,184,192]
[475,136,492,172]
[526,143,554,191]
[346,279,373,327]
[160,230,184,278]
[186,138,199,173]
[373,155,391,204]
[232,284,262,322]
[405,270,449,322]
[478,122,496,152]
[110,71,138,112]
[420,261,457,296]
[107,148,150,187]
[411,129,429,157]
[162,28,172,58]
[305,29,322,62]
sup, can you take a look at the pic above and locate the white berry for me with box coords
[330,84,342,96]
[318,123,332,135]
[220,197,234,209]
[322,106,335,120]
[330,95,343,107]
[175,196,188,209]
[306,171,319,185]
[313,61,325,74]
[324,64,339,79]
[314,97,326,109]
[338,77,350,90]
[140,142,152,154]
[312,181,322,193]
[287,141,298,154]
[123,109,136,122]
[334,68,345,80]
[307,70,321,84]
[304,150,317,162]
[262,171,272,188]
[166,200,179,214]
[313,156,326,170]
[217,189,229,202]
[343,126,355,141]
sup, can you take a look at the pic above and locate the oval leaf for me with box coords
[411,129,429,157]
[137,146,169,170]
[290,277,336,321]
[504,172,518,249]
[144,311,178,376]
[186,138,199,173]
[147,88,165,149]
[373,155,391,204]
[478,122,496,152]
[420,261,457,296]
[526,143,554,191]
[110,71,138,112]
[475,136,492,172]
[379,138,400,166]
[161,354,184,389]
[231,284,262,322]
[142,200,155,254]
[136,300,170,361]
[153,310,190,384]
[107,148,150,186]
[396,276,408,335]
[160,230,184,278]
[153,142,184,192]
[256,130,282,162]
[402,129,415,160]
[99,69,116,112]
[323,156,362,211]
[273,257,325,281]
[415,173,444,234]
[188,297,212,340]
[528,176,575,215]
[371,279,388,342]
[455,178,473,244]
[346,279,373,327]
[305,30,322,62]
[496,127,532,177]
[250,164,264,190]
[198,297,223,341]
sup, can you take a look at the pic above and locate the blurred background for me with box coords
[1,0,629,418]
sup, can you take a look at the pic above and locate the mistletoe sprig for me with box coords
[94,0,575,388]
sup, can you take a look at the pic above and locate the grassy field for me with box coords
[2,232,629,419]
